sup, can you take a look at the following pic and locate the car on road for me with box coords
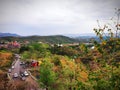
[24,71,29,76]
[20,71,25,76]
[11,65,15,69]
[13,73,18,78]
[20,73,26,81]
[8,69,12,73]
[20,73,24,77]
[20,62,25,65]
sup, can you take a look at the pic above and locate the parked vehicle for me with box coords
[20,73,24,77]
[8,69,12,73]
[20,62,25,65]
[24,71,29,76]
[13,73,18,78]
[11,66,15,69]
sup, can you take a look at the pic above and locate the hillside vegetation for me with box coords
[0,35,78,44]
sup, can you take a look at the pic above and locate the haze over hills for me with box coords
[64,33,96,38]
[0,33,20,37]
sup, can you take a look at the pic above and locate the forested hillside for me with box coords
[0,35,78,44]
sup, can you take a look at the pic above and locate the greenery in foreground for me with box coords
[20,10,120,90]
[19,32,120,90]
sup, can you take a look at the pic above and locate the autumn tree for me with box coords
[91,8,120,90]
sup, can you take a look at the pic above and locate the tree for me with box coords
[91,8,120,90]
[38,60,56,90]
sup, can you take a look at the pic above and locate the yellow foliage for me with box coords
[0,52,12,68]
[0,52,12,60]
[60,59,76,70]
[60,59,67,67]
[60,58,89,83]
[68,61,75,70]
[77,71,88,82]
[38,61,42,65]
[101,41,106,46]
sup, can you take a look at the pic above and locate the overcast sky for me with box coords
[0,0,120,36]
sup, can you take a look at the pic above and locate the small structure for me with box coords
[31,60,39,67]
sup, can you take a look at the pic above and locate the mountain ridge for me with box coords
[0,35,78,44]
[0,32,20,37]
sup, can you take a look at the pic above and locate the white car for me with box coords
[8,69,12,73]
[11,66,15,69]
[13,73,18,78]
[24,71,29,76]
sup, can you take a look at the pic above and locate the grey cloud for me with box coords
[0,0,120,35]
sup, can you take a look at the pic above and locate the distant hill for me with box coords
[0,33,101,43]
[0,33,20,37]
[0,35,78,44]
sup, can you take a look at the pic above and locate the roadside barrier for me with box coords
[27,69,37,81]
[7,73,12,81]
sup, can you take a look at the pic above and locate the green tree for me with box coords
[38,60,56,90]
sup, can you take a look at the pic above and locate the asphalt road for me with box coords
[9,54,28,81]
[9,54,42,90]
[12,59,20,75]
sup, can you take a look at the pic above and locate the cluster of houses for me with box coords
[0,40,30,49]
[0,41,21,49]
